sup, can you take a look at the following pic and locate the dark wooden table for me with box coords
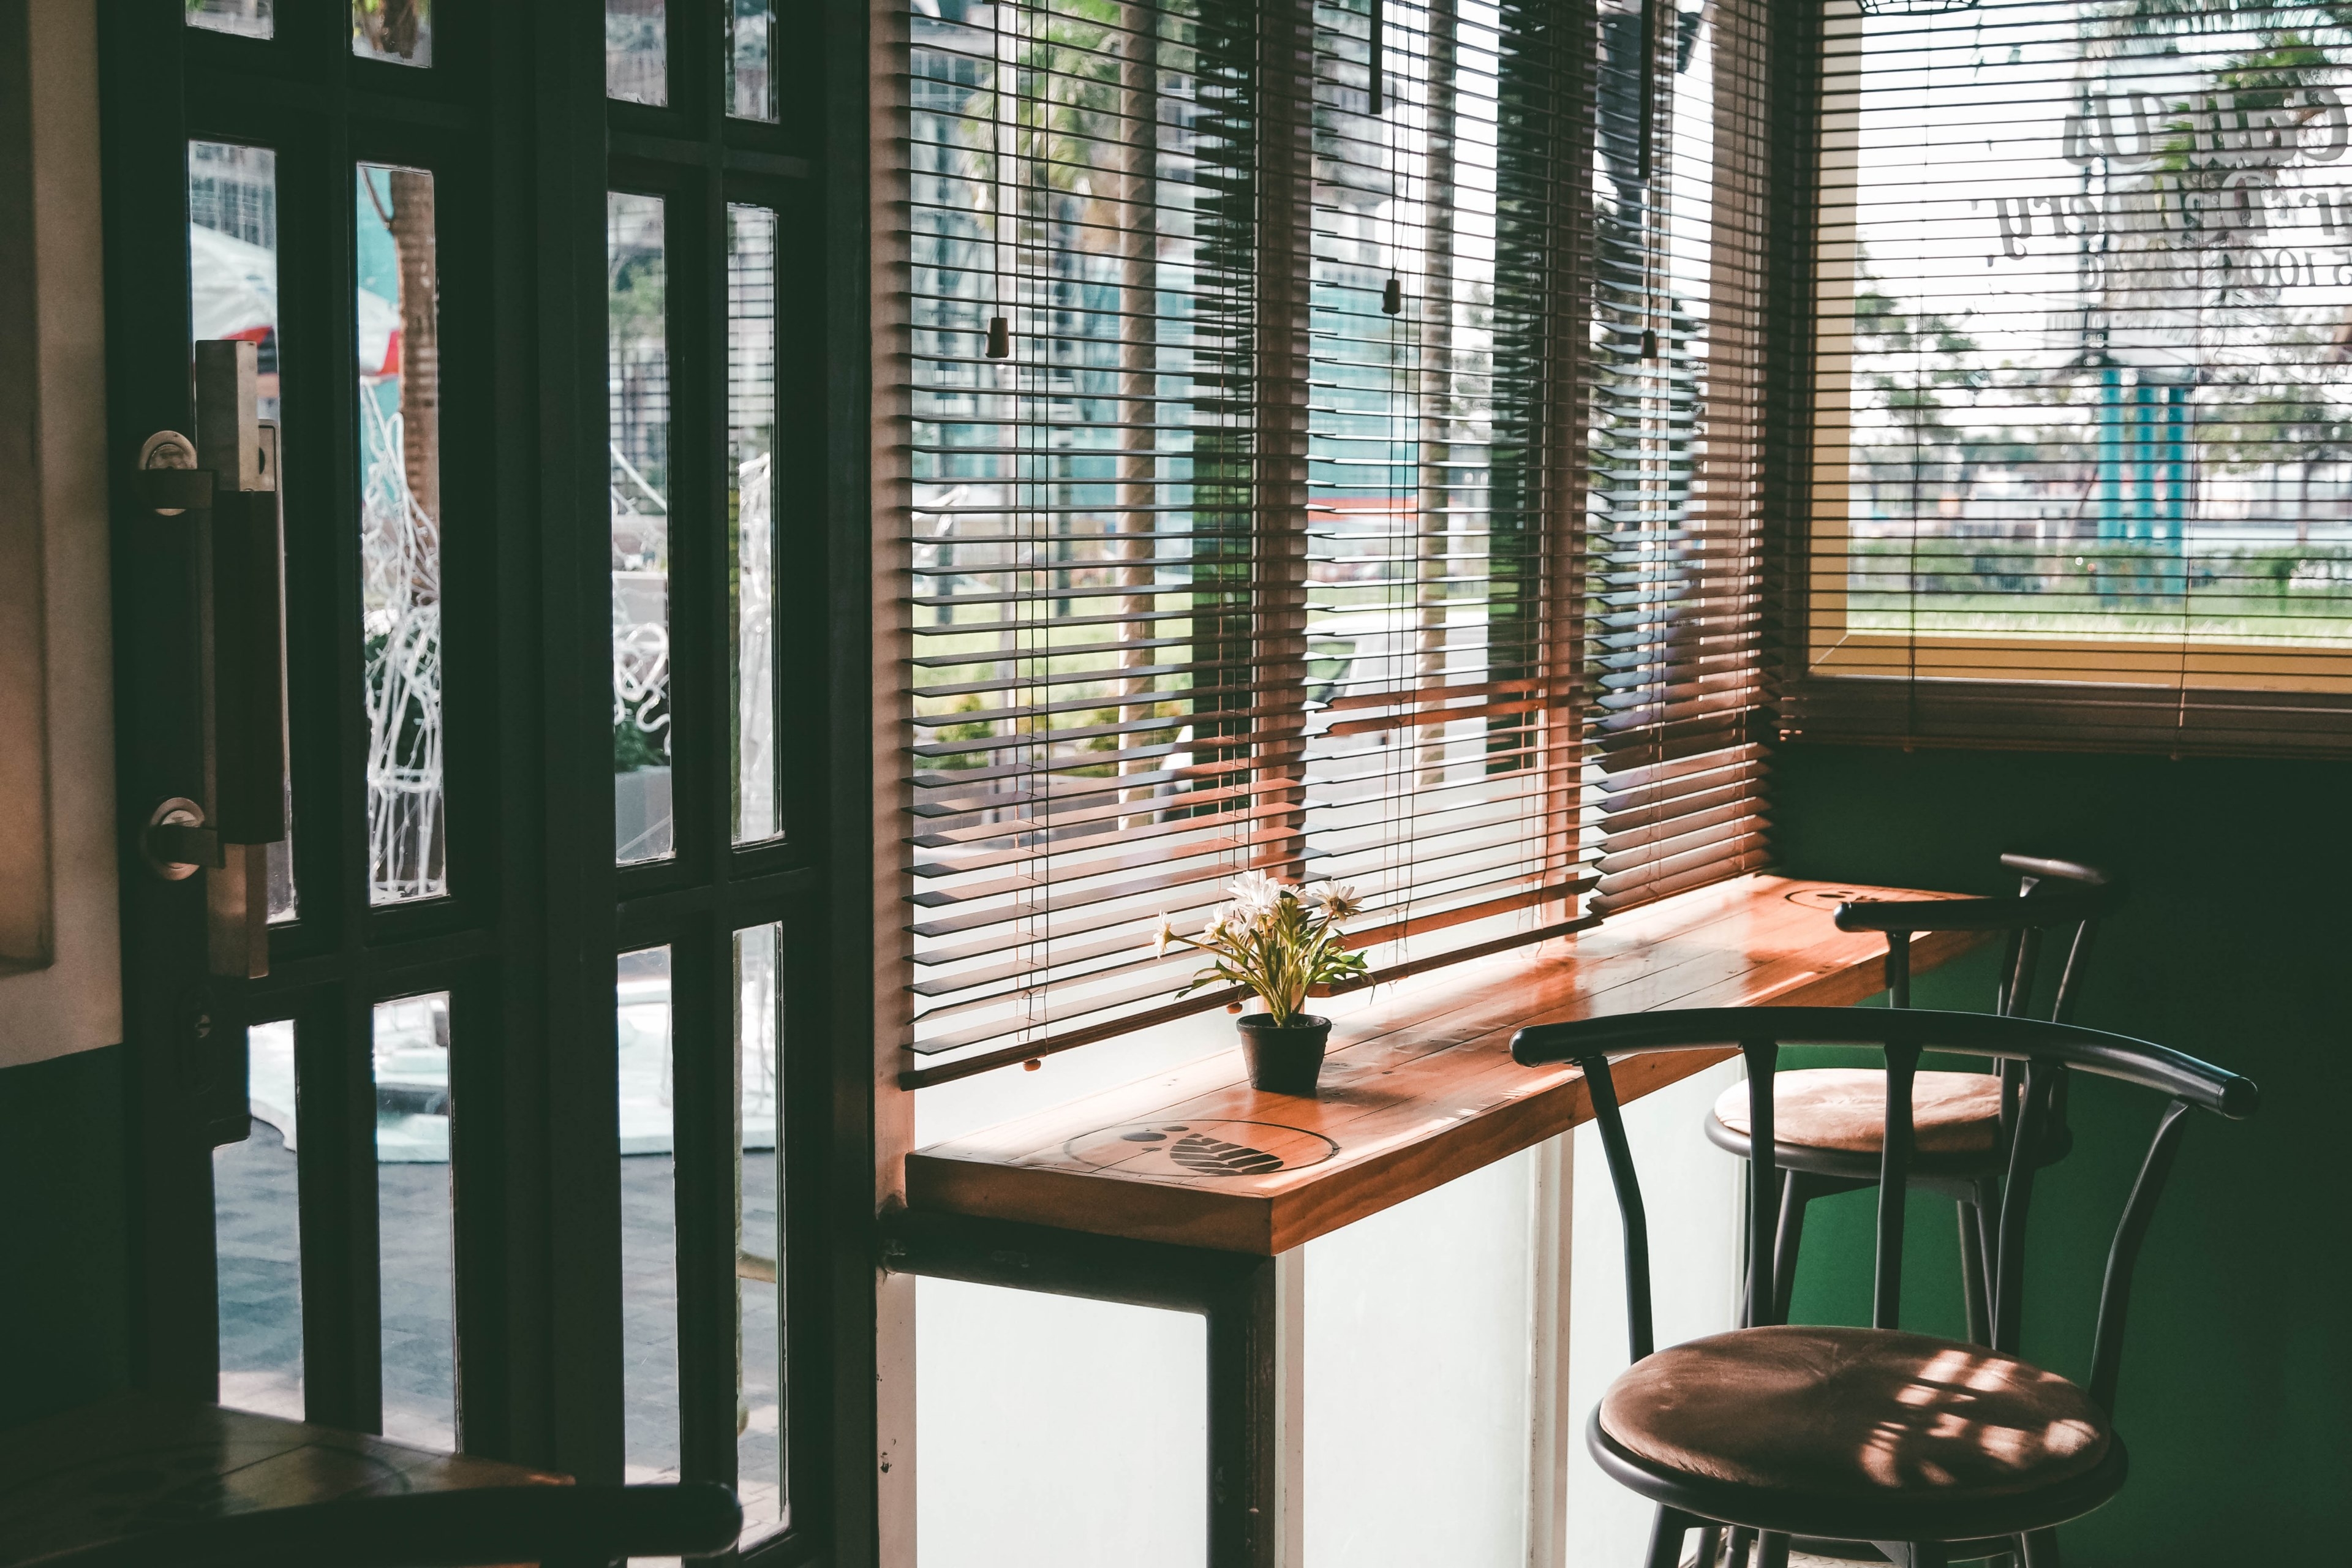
[0,1397,563,1566]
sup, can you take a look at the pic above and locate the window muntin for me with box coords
[358,165,448,904]
[1810,0,2352,692]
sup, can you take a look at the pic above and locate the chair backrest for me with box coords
[1831,853,2117,1019]
[30,1481,742,1568]
[1510,1007,2254,1419]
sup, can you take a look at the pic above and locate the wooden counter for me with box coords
[907,875,1987,1254]
[0,1398,563,1566]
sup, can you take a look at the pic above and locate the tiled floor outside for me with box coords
[211,1126,783,1529]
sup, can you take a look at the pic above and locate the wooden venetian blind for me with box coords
[1585,0,1774,911]
[1787,0,2352,756]
[900,0,1772,1079]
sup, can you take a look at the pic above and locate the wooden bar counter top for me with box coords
[906,875,1988,1255]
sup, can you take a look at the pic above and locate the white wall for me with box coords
[0,0,119,1068]
[915,1279,1208,1568]
[1303,1145,1539,1568]
[1562,1059,1747,1564]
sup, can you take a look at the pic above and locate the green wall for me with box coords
[0,1044,131,1426]
[1770,744,2348,1563]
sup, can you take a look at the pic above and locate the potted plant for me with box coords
[1156,872,1371,1095]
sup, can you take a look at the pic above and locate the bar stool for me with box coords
[1512,1006,2256,1568]
[1705,855,2117,1343]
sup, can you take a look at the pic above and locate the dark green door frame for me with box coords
[95,2,878,1561]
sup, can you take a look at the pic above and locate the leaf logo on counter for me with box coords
[1062,1118,1340,1178]
[1167,1131,1286,1176]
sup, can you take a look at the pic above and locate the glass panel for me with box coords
[736,923,785,1539]
[729,0,775,121]
[353,0,432,66]
[187,0,272,39]
[187,140,297,924]
[1563,1060,1742,1560]
[216,1019,302,1420]
[375,991,455,1450]
[729,205,780,843]
[358,165,448,904]
[619,945,680,1481]
[608,0,668,105]
[1823,0,2352,661]
[609,192,674,863]
[916,1279,1205,1567]
[1304,1148,1535,1568]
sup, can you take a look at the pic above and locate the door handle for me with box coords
[137,338,288,979]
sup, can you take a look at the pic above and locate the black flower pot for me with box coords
[1236,1012,1332,1096]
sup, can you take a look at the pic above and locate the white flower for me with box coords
[1226,870,1289,919]
[1201,914,1227,944]
[1153,914,1178,957]
[1305,881,1362,920]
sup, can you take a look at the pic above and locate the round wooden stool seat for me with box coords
[1591,1326,2124,1542]
[1713,1068,2004,1156]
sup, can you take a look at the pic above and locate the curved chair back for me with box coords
[1836,855,2118,1166]
[28,1481,742,1568]
[1831,853,2116,1019]
[1511,1008,2253,1418]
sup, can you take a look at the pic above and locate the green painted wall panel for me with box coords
[1770,745,2348,1563]
[0,1044,131,1427]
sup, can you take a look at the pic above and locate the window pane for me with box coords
[187,0,271,39]
[353,0,431,66]
[1821,0,2352,659]
[917,1280,1205,1567]
[730,0,776,121]
[608,0,667,105]
[619,946,680,1481]
[188,140,297,924]
[729,205,780,843]
[375,991,454,1450]
[1304,1149,1535,1568]
[736,923,785,1539]
[610,192,674,863]
[216,1019,302,1420]
[358,165,448,904]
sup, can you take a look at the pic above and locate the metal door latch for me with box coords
[132,340,290,979]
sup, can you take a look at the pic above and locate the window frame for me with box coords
[1780,0,2352,757]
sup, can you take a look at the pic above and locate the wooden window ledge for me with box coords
[905,875,1989,1255]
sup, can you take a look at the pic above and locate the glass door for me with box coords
[99,6,844,1561]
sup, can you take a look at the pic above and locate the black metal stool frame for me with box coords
[1708,856,2118,1345]
[1514,1006,2255,1568]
